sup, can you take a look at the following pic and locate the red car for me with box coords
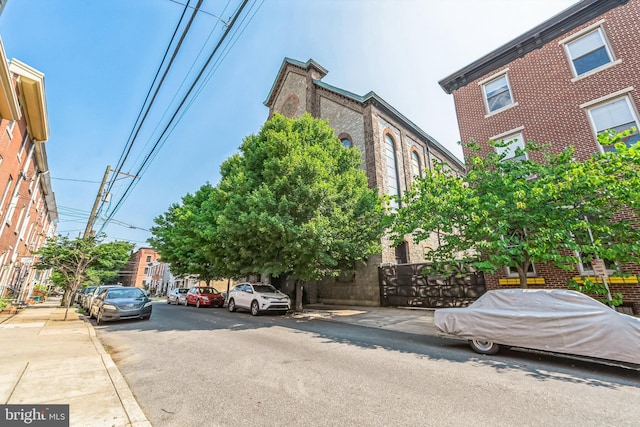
[184,287,224,308]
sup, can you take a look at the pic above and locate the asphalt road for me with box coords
[95,300,640,427]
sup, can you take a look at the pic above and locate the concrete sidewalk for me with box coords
[0,298,150,427]
[295,303,449,338]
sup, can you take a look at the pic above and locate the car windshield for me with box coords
[253,285,278,293]
[177,289,188,294]
[198,288,218,294]
[107,289,144,299]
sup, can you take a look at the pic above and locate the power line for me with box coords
[98,0,252,233]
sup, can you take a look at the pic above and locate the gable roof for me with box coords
[438,0,628,94]
[266,58,465,170]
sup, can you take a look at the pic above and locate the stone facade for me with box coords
[439,0,640,312]
[264,58,464,305]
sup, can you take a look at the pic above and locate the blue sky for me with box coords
[0,0,576,248]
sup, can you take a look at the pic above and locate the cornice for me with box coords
[9,58,49,141]
[0,37,21,121]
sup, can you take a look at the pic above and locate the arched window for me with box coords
[338,133,353,148]
[411,151,422,178]
[384,133,401,209]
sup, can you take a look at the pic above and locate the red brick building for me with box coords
[119,247,159,289]
[0,37,58,300]
[438,0,640,312]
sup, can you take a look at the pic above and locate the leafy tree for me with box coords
[149,184,233,286]
[217,113,385,311]
[34,235,134,320]
[391,133,640,290]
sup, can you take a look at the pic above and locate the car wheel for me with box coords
[250,300,260,316]
[469,339,500,355]
[142,314,151,321]
[228,298,236,312]
[196,299,201,308]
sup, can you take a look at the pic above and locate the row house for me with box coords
[0,37,58,300]
[264,58,465,305]
[118,247,159,289]
[438,0,640,312]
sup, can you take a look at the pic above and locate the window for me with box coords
[144,267,149,274]
[588,97,639,152]
[483,74,513,113]
[578,255,618,276]
[384,133,401,210]
[494,133,526,162]
[146,255,151,262]
[566,28,612,76]
[5,121,14,138]
[0,176,12,216]
[410,151,422,178]
[506,263,535,277]
[395,241,408,264]
[17,133,28,160]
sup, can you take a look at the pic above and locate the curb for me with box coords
[85,318,152,427]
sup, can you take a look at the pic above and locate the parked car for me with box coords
[80,286,97,309]
[184,287,224,308]
[91,286,152,324]
[86,285,119,315]
[167,288,188,305]
[434,289,640,366]
[227,283,290,316]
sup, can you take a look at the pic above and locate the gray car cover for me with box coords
[434,289,640,365]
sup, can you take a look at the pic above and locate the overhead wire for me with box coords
[98,0,252,234]
[104,0,196,201]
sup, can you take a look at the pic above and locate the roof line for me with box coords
[438,0,628,94]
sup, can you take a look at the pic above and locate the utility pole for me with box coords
[84,165,111,238]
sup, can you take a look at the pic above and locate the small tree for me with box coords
[391,135,640,289]
[34,235,134,320]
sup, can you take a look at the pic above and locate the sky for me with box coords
[0,0,577,248]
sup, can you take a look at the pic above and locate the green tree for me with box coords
[217,113,385,311]
[34,235,134,320]
[149,184,232,286]
[391,134,640,290]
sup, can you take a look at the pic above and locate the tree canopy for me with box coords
[35,234,134,319]
[391,131,640,289]
[150,113,386,310]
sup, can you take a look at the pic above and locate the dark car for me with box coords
[184,287,224,308]
[91,286,152,324]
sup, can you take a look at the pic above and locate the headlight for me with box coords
[103,304,117,310]
[144,301,153,307]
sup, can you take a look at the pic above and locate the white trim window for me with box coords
[483,74,513,113]
[565,27,613,77]
[494,132,526,162]
[588,97,640,152]
[506,263,535,278]
[578,254,618,276]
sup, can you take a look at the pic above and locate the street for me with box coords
[96,301,640,427]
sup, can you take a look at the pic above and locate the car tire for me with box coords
[142,314,151,321]
[196,299,201,308]
[469,339,500,355]
[228,298,236,312]
[250,300,260,316]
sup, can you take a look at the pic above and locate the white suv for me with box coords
[227,283,291,316]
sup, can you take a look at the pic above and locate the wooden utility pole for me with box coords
[84,165,111,238]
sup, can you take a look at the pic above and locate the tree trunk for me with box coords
[295,280,304,312]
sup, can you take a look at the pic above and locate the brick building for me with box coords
[0,37,58,300]
[438,0,640,312]
[119,247,159,289]
[264,58,465,305]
